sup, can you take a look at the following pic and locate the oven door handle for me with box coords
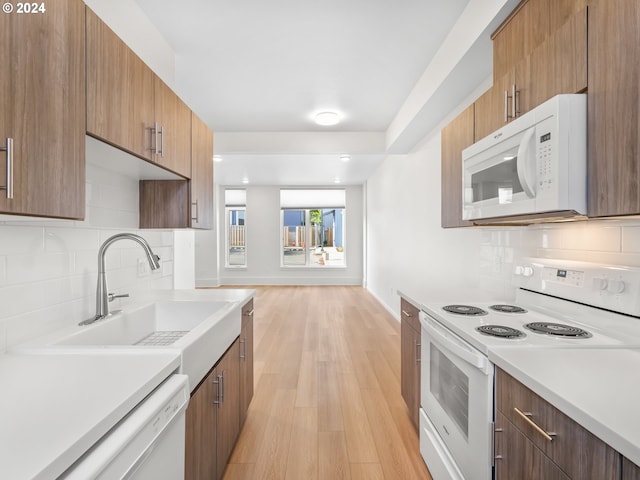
[422,316,492,375]
[516,126,537,198]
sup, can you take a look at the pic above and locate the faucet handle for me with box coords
[108,293,130,302]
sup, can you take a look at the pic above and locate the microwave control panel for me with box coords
[536,125,554,193]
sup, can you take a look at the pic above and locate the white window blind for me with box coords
[225,189,246,206]
[280,189,346,209]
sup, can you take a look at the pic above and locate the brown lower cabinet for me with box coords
[400,298,421,431]
[239,299,254,427]
[185,299,255,480]
[495,368,620,480]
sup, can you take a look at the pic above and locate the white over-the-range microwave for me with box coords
[462,94,586,223]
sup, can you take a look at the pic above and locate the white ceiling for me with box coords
[132,0,518,186]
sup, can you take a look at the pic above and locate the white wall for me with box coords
[202,185,363,286]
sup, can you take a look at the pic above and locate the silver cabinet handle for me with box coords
[220,371,225,403]
[415,340,421,363]
[0,138,13,199]
[148,123,158,154]
[212,375,221,406]
[247,308,255,316]
[191,200,199,222]
[239,338,246,360]
[159,125,165,157]
[512,84,520,119]
[504,89,513,122]
[401,309,413,317]
[514,407,556,441]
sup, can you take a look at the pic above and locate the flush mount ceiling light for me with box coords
[339,154,351,162]
[213,155,223,162]
[241,178,250,184]
[314,111,341,126]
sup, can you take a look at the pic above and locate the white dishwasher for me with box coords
[60,374,190,480]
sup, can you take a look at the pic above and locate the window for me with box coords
[280,189,346,267]
[225,189,246,267]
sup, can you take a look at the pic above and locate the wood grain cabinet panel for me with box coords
[441,105,475,227]
[400,298,421,431]
[139,179,189,229]
[0,0,85,219]
[623,457,640,480]
[239,299,254,428]
[153,77,192,178]
[496,368,620,480]
[190,112,214,230]
[495,412,570,480]
[86,8,154,161]
[492,0,550,81]
[216,339,241,480]
[473,71,515,141]
[185,369,218,480]
[587,0,640,217]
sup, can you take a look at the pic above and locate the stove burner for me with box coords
[443,305,488,316]
[490,304,527,314]
[524,322,592,338]
[476,325,526,339]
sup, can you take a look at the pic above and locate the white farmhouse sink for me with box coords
[15,293,252,392]
[54,301,231,346]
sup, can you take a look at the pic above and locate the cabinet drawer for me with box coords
[496,368,619,479]
[495,411,570,480]
[400,298,421,332]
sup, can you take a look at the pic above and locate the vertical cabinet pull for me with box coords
[401,309,413,317]
[212,375,221,406]
[239,338,246,360]
[512,84,520,119]
[0,138,13,199]
[415,340,421,364]
[247,309,255,316]
[220,371,225,403]
[504,90,513,122]
[191,200,199,222]
[158,125,165,157]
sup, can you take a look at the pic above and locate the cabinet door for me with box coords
[473,72,514,141]
[239,300,254,427]
[86,8,154,161]
[139,179,189,229]
[623,457,640,480]
[400,319,421,431]
[587,0,640,217]
[495,412,570,480]
[529,8,587,109]
[185,371,218,480]
[441,105,475,228]
[154,77,192,178]
[190,112,214,229]
[216,339,241,480]
[492,0,550,81]
[0,0,84,219]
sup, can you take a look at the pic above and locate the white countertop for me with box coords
[490,347,640,466]
[0,350,181,480]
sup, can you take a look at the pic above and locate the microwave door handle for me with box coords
[516,126,537,198]
[421,315,491,374]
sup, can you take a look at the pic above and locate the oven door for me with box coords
[463,125,538,220]
[420,312,494,480]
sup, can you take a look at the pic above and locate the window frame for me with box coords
[225,205,247,268]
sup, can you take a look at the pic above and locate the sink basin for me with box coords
[54,301,231,346]
[15,294,251,392]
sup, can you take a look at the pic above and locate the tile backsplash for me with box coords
[479,218,640,298]
[0,161,174,353]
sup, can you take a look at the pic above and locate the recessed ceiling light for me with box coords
[314,111,341,126]
[334,178,341,184]
[340,154,351,162]
[213,155,223,162]
[241,178,249,184]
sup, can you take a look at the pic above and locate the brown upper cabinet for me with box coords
[476,2,587,141]
[86,8,191,179]
[587,0,640,217]
[441,105,475,228]
[190,113,214,229]
[0,0,85,219]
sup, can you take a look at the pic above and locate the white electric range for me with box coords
[418,258,640,480]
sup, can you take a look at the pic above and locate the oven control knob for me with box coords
[514,266,524,276]
[607,280,625,294]
[592,277,608,291]
[522,266,534,277]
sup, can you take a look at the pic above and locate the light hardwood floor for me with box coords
[222,286,432,480]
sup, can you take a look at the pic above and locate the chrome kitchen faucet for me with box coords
[79,233,161,326]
